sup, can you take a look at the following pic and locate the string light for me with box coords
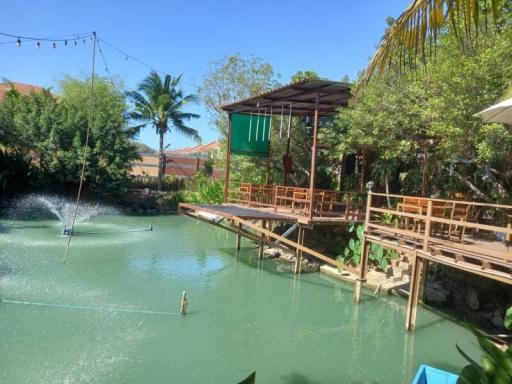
[16,38,21,47]
[64,40,68,46]
[52,42,56,49]
[74,39,77,46]
[36,41,40,48]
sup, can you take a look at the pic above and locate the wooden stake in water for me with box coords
[180,291,188,315]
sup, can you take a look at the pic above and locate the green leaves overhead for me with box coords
[360,0,505,89]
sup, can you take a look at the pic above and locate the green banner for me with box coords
[230,113,270,158]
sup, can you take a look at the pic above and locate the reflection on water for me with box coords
[0,214,478,383]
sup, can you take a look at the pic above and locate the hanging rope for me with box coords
[63,32,97,263]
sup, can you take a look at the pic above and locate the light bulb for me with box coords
[64,40,68,46]
[16,38,21,47]
[36,41,40,49]
[52,42,56,49]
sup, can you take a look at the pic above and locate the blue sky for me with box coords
[0,0,410,151]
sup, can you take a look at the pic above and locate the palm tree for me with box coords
[360,0,505,88]
[128,71,201,190]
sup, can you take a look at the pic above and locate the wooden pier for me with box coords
[354,192,512,330]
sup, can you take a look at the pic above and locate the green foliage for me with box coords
[327,20,512,201]
[457,326,512,384]
[129,176,184,191]
[0,77,139,195]
[291,70,319,83]
[505,307,512,331]
[0,149,37,195]
[185,175,224,204]
[337,223,398,271]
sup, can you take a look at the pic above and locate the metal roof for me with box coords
[221,79,351,116]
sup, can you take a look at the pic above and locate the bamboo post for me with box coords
[236,222,242,250]
[223,114,232,203]
[308,94,320,221]
[294,226,305,274]
[405,253,422,330]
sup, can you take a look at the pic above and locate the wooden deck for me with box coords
[179,202,343,272]
[353,192,512,331]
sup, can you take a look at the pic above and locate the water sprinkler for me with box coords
[63,225,73,236]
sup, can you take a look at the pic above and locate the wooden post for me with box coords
[180,291,188,315]
[308,93,320,221]
[258,220,266,259]
[405,253,423,330]
[284,137,291,185]
[223,113,232,203]
[236,222,242,250]
[354,193,372,303]
[294,226,305,274]
[420,200,433,301]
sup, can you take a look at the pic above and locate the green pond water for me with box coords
[0,213,480,383]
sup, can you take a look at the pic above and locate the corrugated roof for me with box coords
[221,79,351,116]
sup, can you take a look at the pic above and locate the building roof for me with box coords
[0,82,46,100]
[166,141,220,155]
[221,79,351,116]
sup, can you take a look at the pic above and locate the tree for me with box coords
[0,76,140,195]
[128,71,200,191]
[361,0,507,88]
[291,70,320,83]
[199,54,279,137]
[328,20,512,201]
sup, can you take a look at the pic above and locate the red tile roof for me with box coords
[166,141,220,155]
[0,82,46,100]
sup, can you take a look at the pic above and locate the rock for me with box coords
[263,248,280,259]
[425,281,450,306]
[466,288,480,311]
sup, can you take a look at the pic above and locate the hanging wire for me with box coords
[0,31,94,42]
[63,32,97,263]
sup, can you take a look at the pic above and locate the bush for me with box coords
[184,175,224,204]
[129,176,184,191]
[0,149,37,196]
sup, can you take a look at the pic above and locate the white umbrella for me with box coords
[474,97,512,124]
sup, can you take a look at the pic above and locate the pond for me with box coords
[0,214,479,383]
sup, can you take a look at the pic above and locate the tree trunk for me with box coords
[158,131,164,191]
[385,174,391,208]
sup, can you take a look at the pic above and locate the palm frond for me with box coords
[358,0,504,93]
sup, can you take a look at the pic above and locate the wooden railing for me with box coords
[227,182,365,220]
[365,192,512,267]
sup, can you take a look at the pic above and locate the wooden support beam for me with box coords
[236,222,242,250]
[294,226,305,274]
[223,114,232,203]
[308,93,320,221]
[354,238,369,304]
[258,220,266,259]
[405,253,423,331]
